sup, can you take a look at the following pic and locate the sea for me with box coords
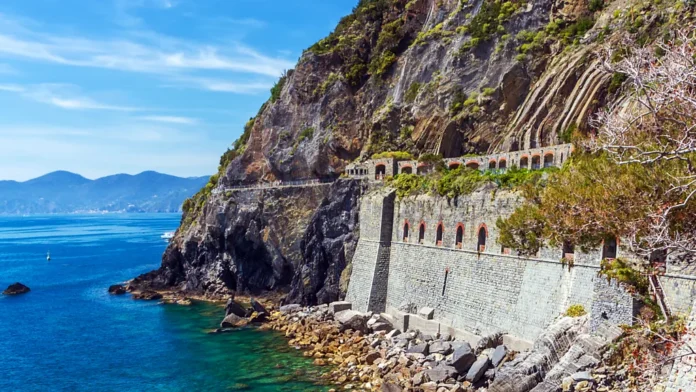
[0,214,328,392]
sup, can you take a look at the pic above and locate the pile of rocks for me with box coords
[217,297,271,331]
[265,303,516,391]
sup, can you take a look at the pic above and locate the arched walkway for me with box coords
[520,156,529,169]
[531,155,541,170]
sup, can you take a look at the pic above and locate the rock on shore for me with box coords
[108,284,126,295]
[263,303,623,392]
[3,282,30,295]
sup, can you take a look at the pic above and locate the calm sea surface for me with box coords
[0,215,327,392]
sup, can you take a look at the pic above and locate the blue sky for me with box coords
[0,0,357,181]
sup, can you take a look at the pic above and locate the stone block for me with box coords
[466,357,491,383]
[491,345,507,367]
[419,307,435,320]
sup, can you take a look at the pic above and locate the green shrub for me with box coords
[482,87,496,97]
[369,51,398,77]
[371,151,414,160]
[314,72,342,96]
[298,127,314,143]
[608,73,628,94]
[270,71,289,103]
[565,305,587,317]
[388,174,430,199]
[589,0,605,12]
[600,258,649,294]
[405,82,422,103]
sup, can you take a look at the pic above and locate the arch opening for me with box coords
[401,166,413,174]
[375,164,386,180]
[477,227,487,252]
[403,222,409,242]
[488,160,496,170]
[466,162,480,170]
[418,223,425,244]
[563,240,575,260]
[417,165,428,175]
[520,156,529,168]
[449,162,461,170]
[436,224,444,246]
[499,159,507,171]
[531,155,541,170]
[602,237,618,259]
[544,154,554,168]
[455,225,463,249]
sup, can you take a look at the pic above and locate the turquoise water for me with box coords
[0,215,328,391]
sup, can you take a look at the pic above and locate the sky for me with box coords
[0,0,357,181]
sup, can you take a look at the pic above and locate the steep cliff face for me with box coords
[133,0,650,303]
[132,180,363,299]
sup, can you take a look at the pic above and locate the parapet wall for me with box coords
[346,187,635,343]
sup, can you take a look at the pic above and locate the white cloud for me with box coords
[139,115,198,125]
[0,83,138,111]
[0,13,294,80]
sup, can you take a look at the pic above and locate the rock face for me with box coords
[3,282,30,295]
[130,180,362,302]
[130,0,623,305]
[108,285,126,295]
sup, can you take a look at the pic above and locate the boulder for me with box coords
[335,310,368,332]
[491,345,508,367]
[385,329,402,339]
[380,382,402,392]
[367,314,393,332]
[450,343,476,373]
[220,313,249,328]
[279,304,301,314]
[425,365,458,383]
[571,371,593,382]
[108,284,126,295]
[132,290,162,300]
[407,342,429,355]
[466,357,491,383]
[475,332,504,354]
[2,282,30,295]
[429,341,453,355]
[329,301,352,314]
[249,311,267,323]
[225,298,248,317]
[365,351,381,365]
[249,298,267,314]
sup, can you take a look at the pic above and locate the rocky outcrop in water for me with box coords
[131,180,362,302]
[2,282,30,295]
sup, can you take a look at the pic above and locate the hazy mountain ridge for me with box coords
[0,171,210,214]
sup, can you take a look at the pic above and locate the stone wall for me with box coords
[665,297,696,392]
[347,187,638,343]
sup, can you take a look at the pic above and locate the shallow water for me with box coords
[0,214,328,391]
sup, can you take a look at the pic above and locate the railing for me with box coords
[211,178,335,194]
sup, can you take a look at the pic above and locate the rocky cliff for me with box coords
[132,0,680,303]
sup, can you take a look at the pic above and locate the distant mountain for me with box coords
[0,171,210,214]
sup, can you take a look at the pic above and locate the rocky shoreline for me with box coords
[115,282,650,392]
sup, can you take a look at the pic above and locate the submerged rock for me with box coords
[220,313,249,328]
[132,290,162,301]
[108,284,126,295]
[3,282,30,295]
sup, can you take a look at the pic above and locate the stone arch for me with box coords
[477,223,488,252]
[498,159,507,170]
[563,240,575,260]
[401,165,413,174]
[488,159,497,170]
[417,164,428,175]
[418,221,426,244]
[520,155,529,169]
[403,220,410,242]
[543,152,554,168]
[602,236,618,260]
[375,163,386,179]
[531,155,541,169]
[455,223,464,249]
[560,153,564,164]
[436,222,444,246]
[449,162,461,170]
[466,161,480,170]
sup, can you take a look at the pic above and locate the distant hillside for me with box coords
[0,171,210,214]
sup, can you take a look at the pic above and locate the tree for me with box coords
[589,31,696,264]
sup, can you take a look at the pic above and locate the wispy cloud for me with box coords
[139,115,198,125]
[0,83,138,111]
[0,13,294,81]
